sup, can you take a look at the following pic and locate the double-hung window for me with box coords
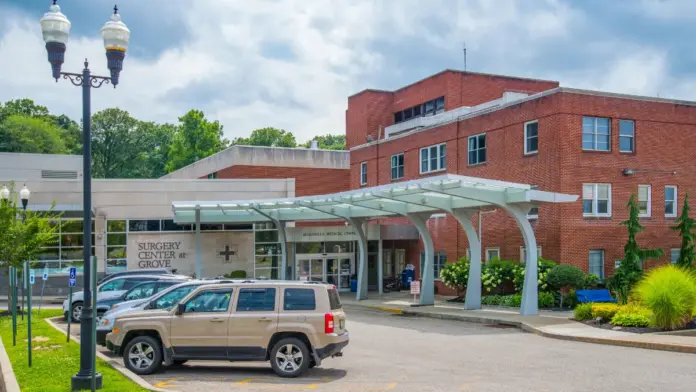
[619,120,635,153]
[520,246,542,262]
[360,162,367,186]
[582,117,610,151]
[485,248,500,262]
[589,250,605,279]
[524,121,539,154]
[420,251,447,279]
[468,133,486,165]
[391,153,404,180]
[638,185,651,217]
[665,186,677,218]
[671,248,680,265]
[420,143,446,174]
[583,184,611,217]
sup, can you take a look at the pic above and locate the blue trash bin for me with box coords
[401,269,415,290]
[350,279,358,292]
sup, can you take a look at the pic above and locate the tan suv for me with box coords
[106,281,348,378]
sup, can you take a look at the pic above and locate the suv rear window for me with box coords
[327,288,342,310]
[283,288,316,311]
[237,288,276,312]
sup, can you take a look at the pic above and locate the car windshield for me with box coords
[154,285,200,310]
[124,282,157,301]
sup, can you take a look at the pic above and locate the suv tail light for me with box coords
[324,313,335,334]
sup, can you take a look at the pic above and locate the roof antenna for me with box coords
[463,42,467,72]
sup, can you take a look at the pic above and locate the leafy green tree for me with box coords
[91,108,142,178]
[547,264,586,308]
[302,134,346,150]
[0,115,69,154]
[232,127,296,148]
[0,99,81,154]
[165,110,229,173]
[0,99,49,121]
[671,193,695,268]
[607,194,664,304]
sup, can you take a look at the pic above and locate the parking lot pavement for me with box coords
[53,307,696,392]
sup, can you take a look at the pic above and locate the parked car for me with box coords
[96,279,187,311]
[96,279,238,346]
[63,274,189,322]
[106,281,348,378]
[97,269,173,285]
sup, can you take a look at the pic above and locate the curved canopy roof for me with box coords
[172,174,578,224]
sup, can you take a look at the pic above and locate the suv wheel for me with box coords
[71,302,83,322]
[270,338,310,378]
[123,336,163,375]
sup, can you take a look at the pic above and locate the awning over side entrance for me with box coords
[172,174,578,315]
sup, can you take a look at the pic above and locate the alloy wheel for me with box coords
[275,343,303,373]
[128,342,155,370]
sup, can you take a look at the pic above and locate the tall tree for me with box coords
[0,99,49,121]
[131,122,176,178]
[232,127,297,148]
[607,194,664,304]
[302,134,345,150]
[165,110,229,173]
[671,193,695,268]
[0,99,81,154]
[0,115,69,154]
[90,108,142,178]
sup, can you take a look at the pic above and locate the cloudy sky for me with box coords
[1,0,695,143]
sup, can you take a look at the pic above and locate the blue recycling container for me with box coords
[350,279,358,292]
[401,269,415,290]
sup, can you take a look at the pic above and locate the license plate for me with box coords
[339,319,345,329]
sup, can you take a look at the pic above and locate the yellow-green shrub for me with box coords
[574,302,593,320]
[610,304,652,327]
[591,303,620,322]
[634,265,696,330]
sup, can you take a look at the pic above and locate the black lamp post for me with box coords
[39,2,130,390]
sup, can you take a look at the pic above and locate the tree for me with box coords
[607,194,664,304]
[0,99,81,154]
[90,108,142,178]
[671,193,695,268]
[302,134,346,150]
[165,110,229,173]
[232,127,297,148]
[0,99,49,121]
[0,115,69,154]
[547,264,586,308]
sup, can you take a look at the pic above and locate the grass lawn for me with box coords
[0,309,148,392]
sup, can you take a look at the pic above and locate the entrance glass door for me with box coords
[325,258,339,287]
[339,258,352,291]
[295,255,354,291]
[297,258,324,282]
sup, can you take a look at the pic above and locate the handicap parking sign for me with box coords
[29,274,35,285]
[69,267,77,287]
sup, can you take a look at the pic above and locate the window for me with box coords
[528,185,539,219]
[420,143,446,174]
[207,172,218,179]
[524,121,539,154]
[283,288,316,311]
[619,120,635,153]
[582,117,610,151]
[184,289,232,313]
[583,184,611,217]
[589,250,605,279]
[360,162,367,185]
[420,252,447,279]
[435,97,445,114]
[468,134,486,165]
[391,153,404,180]
[520,246,542,262]
[665,186,677,218]
[327,287,342,310]
[671,248,680,265]
[638,185,651,217]
[394,96,445,124]
[485,248,500,262]
[129,220,160,232]
[237,288,276,312]
[99,278,126,292]
[124,282,158,301]
[154,285,200,310]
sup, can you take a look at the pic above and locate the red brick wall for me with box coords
[213,165,350,197]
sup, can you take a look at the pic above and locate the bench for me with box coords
[575,289,617,303]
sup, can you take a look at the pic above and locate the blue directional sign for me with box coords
[29,274,35,285]
[42,272,48,281]
[69,267,77,287]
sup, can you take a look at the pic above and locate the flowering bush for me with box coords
[482,259,515,293]
[439,257,469,297]
[512,258,556,292]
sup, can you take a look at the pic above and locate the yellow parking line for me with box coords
[383,383,398,391]
[153,378,179,388]
[235,378,255,385]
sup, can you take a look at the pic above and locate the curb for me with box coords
[0,336,20,392]
[348,304,696,355]
[44,317,167,392]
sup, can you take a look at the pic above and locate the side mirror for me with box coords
[176,303,186,315]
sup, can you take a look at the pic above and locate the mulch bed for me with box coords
[575,319,696,334]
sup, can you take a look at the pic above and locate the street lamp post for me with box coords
[39,2,130,390]
[19,185,30,222]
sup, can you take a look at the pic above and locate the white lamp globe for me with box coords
[19,185,30,201]
[39,1,71,45]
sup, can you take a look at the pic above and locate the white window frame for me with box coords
[665,186,678,218]
[638,184,651,217]
[583,183,612,217]
[589,250,605,279]
[524,120,539,155]
[527,185,539,219]
[520,246,542,262]
[419,143,446,174]
[671,248,680,265]
[420,251,447,280]
[360,162,367,186]
[582,116,611,151]
[391,153,404,180]
[619,119,635,153]
[485,247,500,262]
[467,133,486,165]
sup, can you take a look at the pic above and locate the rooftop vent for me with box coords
[41,170,78,179]
[310,140,319,150]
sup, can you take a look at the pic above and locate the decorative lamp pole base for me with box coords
[105,49,125,87]
[45,42,66,80]
[71,373,102,391]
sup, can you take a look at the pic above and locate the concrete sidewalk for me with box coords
[342,293,696,355]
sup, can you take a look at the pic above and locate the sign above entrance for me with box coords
[287,225,380,242]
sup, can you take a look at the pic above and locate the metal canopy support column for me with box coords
[450,209,482,310]
[377,236,383,295]
[277,221,288,280]
[406,213,435,305]
[349,218,368,300]
[195,205,202,279]
[504,204,538,315]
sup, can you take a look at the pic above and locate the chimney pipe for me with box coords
[310,140,319,150]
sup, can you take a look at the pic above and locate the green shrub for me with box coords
[591,303,620,322]
[574,302,593,320]
[224,270,247,279]
[538,292,554,308]
[634,265,696,330]
[583,274,601,289]
[512,258,556,292]
[502,294,522,307]
[482,260,515,294]
[610,304,652,327]
[439,257,469,296]
[547,264,586,308]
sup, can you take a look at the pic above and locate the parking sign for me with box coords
[69,267,77,287]
[29,274,35,285]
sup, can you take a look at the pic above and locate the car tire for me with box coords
[71,302,83,323]
[270,338,310,378]
[123,336,163,375]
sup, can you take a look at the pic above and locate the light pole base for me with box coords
[71,373,103,390]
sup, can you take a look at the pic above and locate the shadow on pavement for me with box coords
[147,363,348,385]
